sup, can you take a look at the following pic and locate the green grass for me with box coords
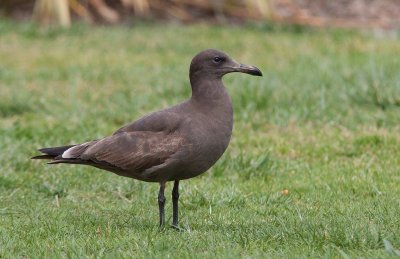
[1,20,400,258]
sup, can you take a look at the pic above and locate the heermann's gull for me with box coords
[32,49,262,228]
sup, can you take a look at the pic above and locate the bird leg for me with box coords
[158,182,166,228]
[172,180,180,228]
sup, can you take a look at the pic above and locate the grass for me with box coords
[0,20,400,258]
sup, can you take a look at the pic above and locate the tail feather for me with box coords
[32,145,75,160]
[39,145,75,156]
[47,159,87,165]
[31,154,57,160]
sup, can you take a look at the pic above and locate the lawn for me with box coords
[0,20,399,258]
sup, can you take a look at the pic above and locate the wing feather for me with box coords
[114,110,185,134]
[80,131,185,172]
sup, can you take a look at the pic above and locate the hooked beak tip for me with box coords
[235,64,263,76]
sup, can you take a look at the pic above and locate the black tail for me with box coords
[31,145,75,160]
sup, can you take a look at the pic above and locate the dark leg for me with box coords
[158,182,166,228]
[172,180,180,228]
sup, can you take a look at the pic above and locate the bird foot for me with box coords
[171,224,184,231]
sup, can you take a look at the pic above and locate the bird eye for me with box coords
[213,57,223,63]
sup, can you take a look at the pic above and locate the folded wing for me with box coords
[54,131,185,173]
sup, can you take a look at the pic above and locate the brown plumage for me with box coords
[32,49,262,228]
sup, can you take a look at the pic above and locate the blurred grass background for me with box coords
[1,1,400,258]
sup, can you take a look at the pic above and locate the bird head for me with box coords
[189,49,262,80]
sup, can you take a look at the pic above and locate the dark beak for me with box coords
[232,63,263,76]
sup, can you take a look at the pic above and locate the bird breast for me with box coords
[188,102,233,168]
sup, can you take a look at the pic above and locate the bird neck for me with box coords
[190,76,227,102]
[190,77,233,121]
